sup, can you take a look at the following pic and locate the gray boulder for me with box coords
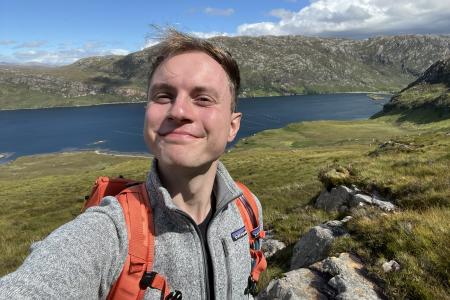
[290,219,348,269]
[351,194,373,206]
[260,252,382,300]
[263,230,287,258]
[316,185,396,213]
[322,253,382,300]
[257,268,328,300]
[263,239,286,259]
[316,186,353,211]
[382,260,401,273]
[372,196,396,211]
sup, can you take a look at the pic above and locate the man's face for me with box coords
[144,51,241,170]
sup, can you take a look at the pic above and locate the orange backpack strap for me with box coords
[107,183,175,300]
[83,177,176,300]
[234,181,267,296]
[82,176,142,211]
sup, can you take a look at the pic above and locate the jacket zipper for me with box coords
[174,202,234,300]
[221,239,233,300]
[174,210,211,300]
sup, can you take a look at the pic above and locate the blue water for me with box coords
[0,94,388,163]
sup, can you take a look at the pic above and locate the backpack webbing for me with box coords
[83,176,266,299]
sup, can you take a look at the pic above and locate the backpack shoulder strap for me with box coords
[83,176,141,211]
[234,181,267,296]
[106,183,172,300]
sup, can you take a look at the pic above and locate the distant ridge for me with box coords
[375,56,450,120]
[1,34,450,110]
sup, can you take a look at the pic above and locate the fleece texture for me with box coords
[0,160,263,299]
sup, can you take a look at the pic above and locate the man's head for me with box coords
[143,30,242,170]
[147,29,240,112]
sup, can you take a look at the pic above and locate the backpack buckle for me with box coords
[244,276,258,296]
[140,271,158,289]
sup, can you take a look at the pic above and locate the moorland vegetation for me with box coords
[1,52,449,300]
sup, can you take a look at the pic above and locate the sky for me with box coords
[1,0,450,65]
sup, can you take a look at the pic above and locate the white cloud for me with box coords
[0,40,16,46]
[140,30,232,50]
[7,42,130,65]
[14,40,47,48]
[237,0,450,37]
[204,7,235,16]
[190,31,231,38]
[141,39,160,50]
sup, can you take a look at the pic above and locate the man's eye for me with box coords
[152,94,172,103]
[195,96,214,106]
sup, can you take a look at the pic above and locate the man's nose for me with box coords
[167,94,194,122]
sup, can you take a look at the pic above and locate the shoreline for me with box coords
[0,150,152,165]
[0,100,148,112]
[93,150,152,159]
[0,91,393,111]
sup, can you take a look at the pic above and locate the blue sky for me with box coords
[1,0,449,65]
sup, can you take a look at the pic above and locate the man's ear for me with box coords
[228,112,242,142]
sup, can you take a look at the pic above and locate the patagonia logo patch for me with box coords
[251,225,261,238]
[231,226,247,241]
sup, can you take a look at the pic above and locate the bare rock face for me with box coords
[260,253,382,300]
[290,218,349,269]
[351,194,373,206]
[262,230,287,258]
[321,253,382,300]
[315,185,396,213]
[371,196,396,212]
[316,186,353,211]
[382,260,401,273]
[309,253,383,300]
[263,239,286,259]
[256,268,328,300]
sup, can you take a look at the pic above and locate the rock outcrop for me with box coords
[257,268,329,300]
[259,253,382,300]
[377,56,450,117]
[262,230,286,259]
[290,217,351,270]
[382,260,401,273]
[315,185,396,212]
[3,35,450,109]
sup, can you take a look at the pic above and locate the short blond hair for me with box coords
[148,29,240,112]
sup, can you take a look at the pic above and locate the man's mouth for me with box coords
[157,128,202,142]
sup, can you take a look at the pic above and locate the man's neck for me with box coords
[158,160,218,224]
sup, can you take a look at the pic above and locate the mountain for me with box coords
[1,34,450,110]
[374,56,450,121]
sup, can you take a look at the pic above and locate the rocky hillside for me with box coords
[379,56,450,116]
[1,34,450,109]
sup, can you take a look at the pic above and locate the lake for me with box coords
[0,94,388,163]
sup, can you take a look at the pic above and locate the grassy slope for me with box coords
[0,60,144,110]
[0,82,128,110]
[1,117,449,299]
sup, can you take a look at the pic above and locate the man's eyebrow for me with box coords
[148,83,176,95]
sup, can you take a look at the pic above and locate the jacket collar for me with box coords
[145,159,243,212]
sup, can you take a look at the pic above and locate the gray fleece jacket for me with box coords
[0,160,263,299]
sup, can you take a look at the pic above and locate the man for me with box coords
[0,30,263,299]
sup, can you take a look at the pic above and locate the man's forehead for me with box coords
[155,51,227,78]
[150,53,230,91]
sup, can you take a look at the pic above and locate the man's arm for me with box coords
[0,196,128,300]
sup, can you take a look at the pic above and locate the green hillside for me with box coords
[1,110,449,298]
[1,41,450,299]
[373,57,450,123]
[1,34,450,110]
